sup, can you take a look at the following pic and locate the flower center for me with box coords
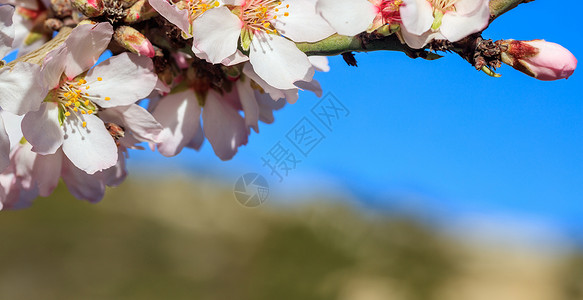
[187,0,220,21]
[428,0,458,30]
[430,0,457,12]
[241,0,289,35]
[379,0,402,23]
[50,77,110,128]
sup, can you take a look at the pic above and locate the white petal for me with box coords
[202,90,248,161]
[85,53,157,108]
[308,56,330,72]
[185,122,204,150]
[400,0,434,36]
[400,25,442,49]
[102,104,162,143]
[0,110,22,147]
[102,149,127,187]
[41,45,68,89]
[61,156,106,202]
[256,92,285,124]
[242,62,285,100]
[64,22,114,79]
[148,0,190,34]
[316,0,376,36]
[295,79,323,97]
[21,102,64,155]
[0,115,10,172]
[0,62,44,115]
[275,0,335,42]
[249,33,314,90]
[152,90,201,157]
[0,5,15,58]
[236,79,259,133]
[32,150,62,197]
[192,7,241,64]
[62,114,118,174]
[440,0,490,42]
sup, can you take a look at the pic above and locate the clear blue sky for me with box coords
[131,1,583,240]
[5,2,579,240]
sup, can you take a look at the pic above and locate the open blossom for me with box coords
[7,23,159,174]
[316,0,402,36]
[399,0,489,49]
[191,0,334,89]
[0,110,132,208]
[500,39,578,81]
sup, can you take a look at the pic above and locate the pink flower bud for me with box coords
[113,26,155,58]
[501,39,577,81]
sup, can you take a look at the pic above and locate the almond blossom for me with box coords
[6,22,159,174]
[191,0,334,89]
[399,0,489,48]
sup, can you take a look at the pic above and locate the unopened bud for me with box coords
[501,39,577,81]
[124,0,157,23]
[71,0,103,17]
[113,26,155,58]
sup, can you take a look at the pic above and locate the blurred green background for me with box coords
[0,177,580,300]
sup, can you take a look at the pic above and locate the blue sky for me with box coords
[4,2,577,240]
[130,1,583,240]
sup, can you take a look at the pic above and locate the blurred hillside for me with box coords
[0,176,581,300]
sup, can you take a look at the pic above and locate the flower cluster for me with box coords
[0,0,577,208]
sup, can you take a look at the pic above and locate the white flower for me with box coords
[11,23,158,174]
[191,0,334,89]
[399,0,490,48]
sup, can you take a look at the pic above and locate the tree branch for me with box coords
[295,0,535,58]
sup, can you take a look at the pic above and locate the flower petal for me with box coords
[64,22,114,79]
[101,104,162,143]
[202,90,248,161]
[275,0,335,42]
[0,5,15,58]
[0,115,10,172]
[0,62,44,115]
[308,56,330,72]
[236,79,259,133]
[147,0,190,34]
[249,33,314,90]
[62,114,118,174]
[192,6,241,64]
[152,90,201,157]
[400,25,442,49]
[400,0,434,36]
[440,0,489,42]
[316,0,376,36]
[102,149,127,187]
[61,155,106,202]
[32,150,62,197]
[41,44,68,89]
[21,102,64,155]
[85,52,157,108]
